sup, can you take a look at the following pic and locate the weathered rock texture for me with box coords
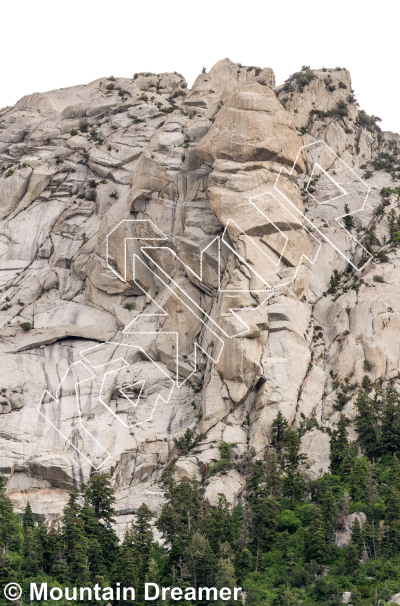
[0,59,399,532]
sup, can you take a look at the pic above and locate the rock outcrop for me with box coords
[1,59,399,532]
[335,512,366,549]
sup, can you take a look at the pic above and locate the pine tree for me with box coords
[344,543,360,574]
[386,486,400,524]
[0,549,21,599]
[343,203,355,230]
[23,526,43,575]
[248,495,279,555]
[306,507,327,563]
[386,486,400,554]
[145,557,160,586]
[281,430,307,503]
[330,415,350,476]
[351,518,363,558]
[380,386,400,456]
[282,430,307,471]
[361,518,377,560]
[113,503,154,604]
[83,475,119,574]
[22,502,35,530]
[144,558,162,606]
[207,494,234,554]
[282,470,307,504]
[389,454,400,491]
[235,502,251,552]
[389,520,400,555]
[246,460,266,496]
[0,476,21,552]
[341,442,358,481]
[21,501,43,575]
[185,532,217,589]
[83,473,116,527]
[264,449,282,497]
[215,557,238,606]
[233,547,253,581]
[354,391,379,459]
[350,457,371,503]
[157,475,204,565]
[271,412,289,458]
[62,488,81,542]
[132,503,154,584]
[80,501,107,582]
[61,487,89,584]
[48,527,70,582]
[36,516,50,570]
[321,490,338,543]
[113,526,140,605]
[361,374,373,392]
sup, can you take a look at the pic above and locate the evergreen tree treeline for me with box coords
[2,386,400,604]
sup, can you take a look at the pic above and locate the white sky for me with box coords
[1,0,398,133]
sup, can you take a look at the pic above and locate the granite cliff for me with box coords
[1,58,399,533]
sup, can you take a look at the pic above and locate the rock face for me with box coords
[335,512,366,549]
[1,58,400,531]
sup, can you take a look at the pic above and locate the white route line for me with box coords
[275,140,373,271]
[79,342,175,427]
[246,192,322,290]
[106,219,168,282]
[306,163,347,205]
[37,343,175,469]
[38,140,372,468]
[38,360,113,470]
